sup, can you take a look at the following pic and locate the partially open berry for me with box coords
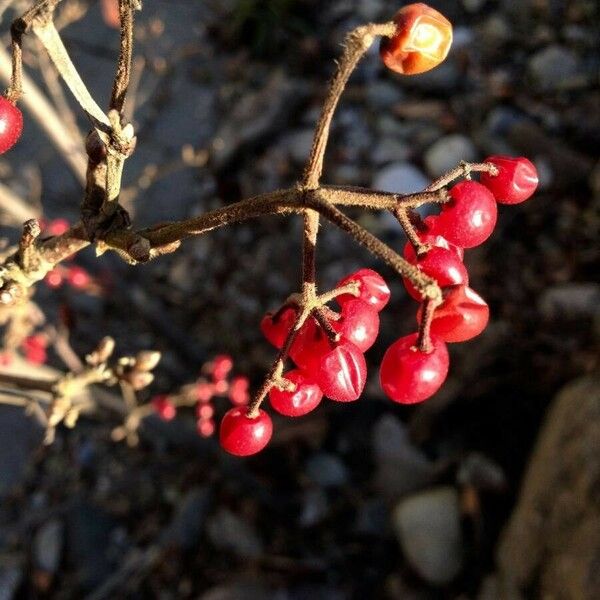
[417,285,489,342]
[152,395,176,421]
[219,407,273,456]
[431,181,497,248]
[333,298,380,352]
[336,268,390,312]
[403,225,464,261]
[261,306,297,349]
[380,3,453,75]
[289,318,331,372]
[404,246,469,300]
[316,341,367,402]
[0,97,23,154]
[269,369,323,417]
[380,333,449,404]
[480,155,539,205]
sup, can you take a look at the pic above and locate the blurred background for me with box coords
[0,0,598,598]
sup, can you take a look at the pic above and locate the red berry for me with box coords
[260,306,298,349]
[333,298,380,352]
[289,318,331,371]
[316,341,367,402]
[152,395,176,421]
[46,219,70,236]
[228,375,250,406]
[380,3,453,76]
[336,269,391,312]
[480,155,539,205]
[211,354,233,381]
[219,407,273,456]
[196,403,214,420]
[67,266,90,289]
[380,333,449,404]
[197,418,215,437]
[269,369,323,417]
[22,335,47,365]
[196,382,213,402]
[403,225,464,262]
[403,246,469,300]
[0,352,13,366]
[0,97,23,154]
[417,285,489,342]
[45,269,64,289]
[431,181,497,248]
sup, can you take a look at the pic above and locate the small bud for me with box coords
[135,350,161,372]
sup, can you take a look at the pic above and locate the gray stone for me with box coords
[528,46,583,92]
[424,134,477,177]
[372,415,435,498]
[33,519,64,574]
[299,488,329,527]
[539,283,600,320]
[371,137,411,165]
[392,487,463,585]
[372,162,429,194]
[306,452,349,488]
[206,509,263,559]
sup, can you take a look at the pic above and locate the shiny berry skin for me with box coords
[417,285,489,342]
[289,318,331,372]
[403,225,464,262]
[380,333,449,404]
[480,155,539,205]
[152,395,176,421]
[380,3,453,76]
[269,369,323,417]
[431,181,497,248]
[333,298,380,352]
[260,306,297,349]
[403,246,469,300]
[219,407,273,456]
[316,341,367,402]
[0,97,23,154]
[336,269,391,312]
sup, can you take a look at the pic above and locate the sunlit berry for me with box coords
[380,333,449,404]
[336,268,391,312]
[219,407,273,456]
[417,285,489,342]
[152,395,176,421]
[380,3,453,75]
[316,341,367,402]
[289,318,331,372]
[403,225,464,262]
[480,155,539,205]
[333,298,380,352]
[403,246,469,300]
[269,369,323,417]
[431,181,497,248]
[0,96,23,154]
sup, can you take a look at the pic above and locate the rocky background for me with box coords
[0,0,598,598]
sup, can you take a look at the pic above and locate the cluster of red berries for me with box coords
[0,333,49,366]
[218,156,539,457]
[150,354,250,438]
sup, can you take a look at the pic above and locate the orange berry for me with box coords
[380,3,453,75]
